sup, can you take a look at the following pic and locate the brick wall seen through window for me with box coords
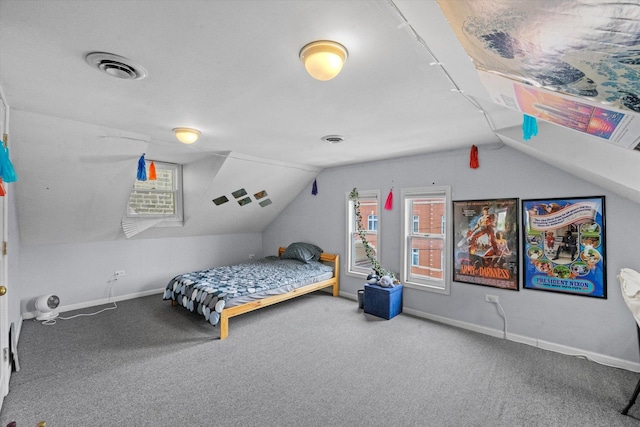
[127,162,182,220]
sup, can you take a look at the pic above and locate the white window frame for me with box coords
[401,186,451,294]
[346,189,380,278]
[126,161,184,226]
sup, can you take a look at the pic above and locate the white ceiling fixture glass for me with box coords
[173,127,201,144]
[299,40,348,81]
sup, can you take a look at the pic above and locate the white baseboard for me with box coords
[22,288,164,320]
[401,306,640,373]
[340,291,357,301]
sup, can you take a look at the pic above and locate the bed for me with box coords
[163,243,339,340]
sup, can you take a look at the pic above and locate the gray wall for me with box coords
[19,233,263,315]
[263,144,640,367]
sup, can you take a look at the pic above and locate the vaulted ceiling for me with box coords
[1,0,638,245]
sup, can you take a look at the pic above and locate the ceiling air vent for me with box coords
[85,52,148,80]
[321,135,345,144]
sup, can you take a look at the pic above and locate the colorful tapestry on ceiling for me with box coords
[438,0,640,148]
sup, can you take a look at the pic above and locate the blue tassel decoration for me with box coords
[523,114,538,141]
[137,153,147,181]
[0,143,17,183]
[311,179,318,195]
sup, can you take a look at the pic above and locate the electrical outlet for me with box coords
[248,254,255,259]
[115,270,125,277]
[485,294,499,303]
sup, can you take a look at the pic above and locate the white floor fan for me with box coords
[35,294,60,321]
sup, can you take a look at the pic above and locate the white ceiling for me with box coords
[0,0,638,245]
[0,0,512,166]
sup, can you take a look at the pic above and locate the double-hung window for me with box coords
[401,186,451,294]
[126,161,183,226]
[347,190,380,277]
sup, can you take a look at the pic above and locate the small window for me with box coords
[346,190,380,277]
[401,186,451,294]
[368,214,378,232]
[411,248,419,266]
[126,161,183,224]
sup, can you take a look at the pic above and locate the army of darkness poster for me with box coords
[453,198,519,290]
[522,197,606,298]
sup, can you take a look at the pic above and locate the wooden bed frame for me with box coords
[172,248,340,340]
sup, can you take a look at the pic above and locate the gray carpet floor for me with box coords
[1,293,640,426]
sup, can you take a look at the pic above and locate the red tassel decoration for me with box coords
[0,178,5,197]
[470,145,479,169]
[149,161,157,180]
[384,188,393,211]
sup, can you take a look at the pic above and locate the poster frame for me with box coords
[521,196,606,298]
[452,198,519,290]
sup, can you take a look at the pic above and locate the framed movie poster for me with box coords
[522,196,606,298]
[453,198,519,290]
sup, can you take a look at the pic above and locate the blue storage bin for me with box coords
[364,284,403,319]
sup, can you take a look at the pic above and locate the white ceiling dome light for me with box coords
[173,127,201,144]
[35,294,60,321]
[299,40,348,81]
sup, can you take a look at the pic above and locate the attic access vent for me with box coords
[321,135,345,144]
[85,52,148,80]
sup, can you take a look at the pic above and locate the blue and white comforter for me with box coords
[163,256,334,326]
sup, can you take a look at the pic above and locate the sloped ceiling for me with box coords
[1,0,639,246]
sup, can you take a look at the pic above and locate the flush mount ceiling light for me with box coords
[84,52,148,80]
[173,127,201,144]
[299,40,348,81]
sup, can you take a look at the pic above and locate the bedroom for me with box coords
[2,0,640,422]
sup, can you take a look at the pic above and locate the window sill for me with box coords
[345,270,370,280]
[402,281,450,295]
